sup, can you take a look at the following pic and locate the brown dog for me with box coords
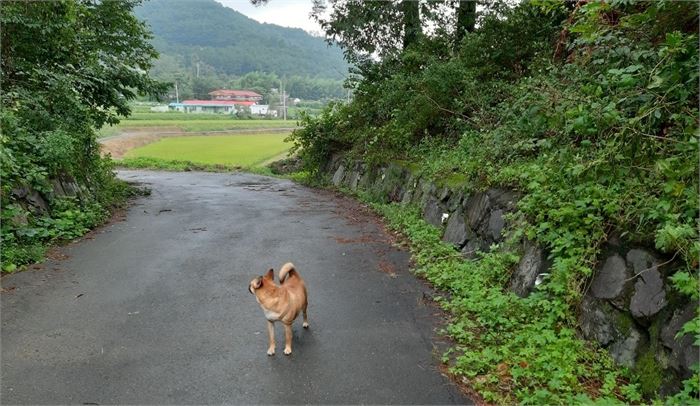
[248,262,308,355]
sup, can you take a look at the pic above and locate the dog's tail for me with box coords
[278,262,297,284]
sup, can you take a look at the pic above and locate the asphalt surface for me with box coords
[1,170,469,405]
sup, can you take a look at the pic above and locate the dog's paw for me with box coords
[283,347,292,355]
[267,348,275,356]
[303,322,309,329]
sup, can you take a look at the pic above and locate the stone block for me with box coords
[422,197,445,228]
[487,188,519,210]
[590,254,629,299]
[461,237,489,259]
[332,164,345,186]
[488,209,505,241]
[628,249,667,319]
[509,240,546,298]
[609,326,642,368]
[465,193,490,230]
[630,272,667,320]
[661,302,700,378]
[580,296,616,346]
[347,170,361,190]
[442,213,470,248]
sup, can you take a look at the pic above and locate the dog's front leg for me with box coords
[283,323,293,355]
[266,321,275,356]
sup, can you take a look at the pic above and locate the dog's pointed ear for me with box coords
[253,277,262,289]
[265,268,274,280]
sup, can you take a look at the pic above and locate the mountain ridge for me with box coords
[135,0,347,79]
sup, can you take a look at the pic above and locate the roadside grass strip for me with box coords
[365,202,643,404]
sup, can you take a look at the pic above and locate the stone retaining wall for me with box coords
[326,156,698,394]
[10,175,89,225]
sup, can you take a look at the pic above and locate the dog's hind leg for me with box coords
[283,323,293,355]
[266,321,275,356]
[302,301,309,329]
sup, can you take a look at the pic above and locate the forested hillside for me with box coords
[135,0,348,80]
[291,0,699,403]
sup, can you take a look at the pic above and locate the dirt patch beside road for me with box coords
[99,127,183,159]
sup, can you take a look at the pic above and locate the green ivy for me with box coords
[291,0,698,402]
[367,203,641,404]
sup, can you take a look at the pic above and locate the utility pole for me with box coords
[174,80,180,103]
[196,62,200,78]
[283,79,286,121]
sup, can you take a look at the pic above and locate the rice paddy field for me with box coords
[99,111,297,138]
[123,133,291,168]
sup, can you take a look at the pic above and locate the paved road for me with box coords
[1,170,469,404]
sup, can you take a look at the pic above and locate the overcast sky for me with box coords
[215,0,323,34]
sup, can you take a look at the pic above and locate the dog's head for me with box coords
[248,268,274,295]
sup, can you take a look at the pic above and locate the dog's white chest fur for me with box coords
[256,298,281,321]
[263,308,281,321]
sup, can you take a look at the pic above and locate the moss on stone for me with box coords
[648,319,661,344]
[391,159,422,175]
[440,173,471,190]
[635,348,663,398]
[614,311,635,336]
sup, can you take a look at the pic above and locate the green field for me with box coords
[123,134,291,167]
[99,111,298,137]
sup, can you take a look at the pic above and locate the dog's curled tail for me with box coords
[278,262,297,284]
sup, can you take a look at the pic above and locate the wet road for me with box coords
[1,170,469,404]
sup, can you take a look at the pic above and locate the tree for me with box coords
[455,0,476,43]
[401,0,422,49]
[1,0,168,269]
[1,0,166,209]
[1,0,166,128]
[311,0,422,63]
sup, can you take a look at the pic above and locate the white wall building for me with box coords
[250,105,269,116]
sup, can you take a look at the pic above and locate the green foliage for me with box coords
[295,0,699,402]
[1,0,165,271]
[287,102,355,176]
[369,203,641,404]
[2,195,117,272]
[666,365,700,406]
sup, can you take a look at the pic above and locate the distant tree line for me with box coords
[134,0,350,96]
[148,60,347,103]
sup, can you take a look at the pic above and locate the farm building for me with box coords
[169,89,270,115]
[208,89,263,102]
[169,100,255,114]
[250,104,271,116]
